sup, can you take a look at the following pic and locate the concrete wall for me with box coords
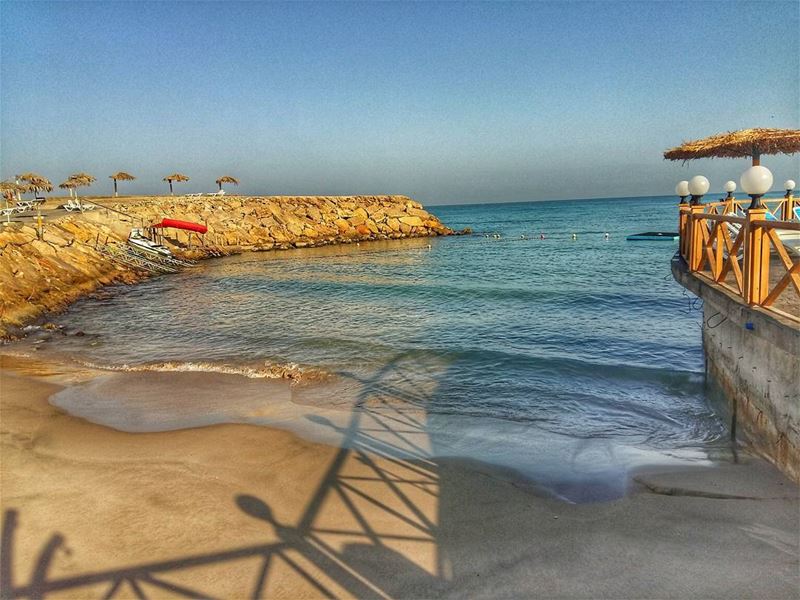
[672,257,800,481]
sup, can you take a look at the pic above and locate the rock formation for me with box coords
[0,195,455,336]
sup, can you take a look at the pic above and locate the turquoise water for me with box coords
[24,196,732,499]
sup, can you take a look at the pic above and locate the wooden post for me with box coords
[723,193,735,216]
[743,207,770,305]
[712,219,724,279]
[688,205,706,271]
[783,192,794,221]
[678,201,690,260]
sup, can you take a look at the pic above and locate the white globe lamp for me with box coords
[784,179,796,192]
[688,175,710,204]
[675,180,690,201]
[740,166,773,209]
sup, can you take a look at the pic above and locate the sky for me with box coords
[1,1,798,205]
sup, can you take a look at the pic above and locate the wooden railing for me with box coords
[678,194,800,322]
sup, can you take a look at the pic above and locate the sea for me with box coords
[13,195,737,502]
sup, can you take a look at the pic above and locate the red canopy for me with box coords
[151,218,207,234]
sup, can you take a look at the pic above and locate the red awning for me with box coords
[151,218,208,234]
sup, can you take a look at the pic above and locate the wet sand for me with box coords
[1,353,798,599]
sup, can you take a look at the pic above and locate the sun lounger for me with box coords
[185,192,204,197]
[61,198,96,212]
[206,190,225,196]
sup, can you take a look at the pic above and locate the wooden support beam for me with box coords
[742,208,770,305]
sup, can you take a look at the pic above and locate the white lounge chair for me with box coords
[206,190,225,197]
[62,198,96,212]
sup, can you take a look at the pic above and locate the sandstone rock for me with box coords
[0,194,453,338]
[399,216,424,227]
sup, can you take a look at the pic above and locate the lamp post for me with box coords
[675,180,690,204]
[740,166,773,210]
[688,175,710,205]
[784,179,796,220]
[724,180,736,199]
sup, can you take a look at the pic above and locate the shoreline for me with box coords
[0,194,461,337]
[1,352,798,598]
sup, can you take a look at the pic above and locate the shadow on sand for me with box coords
[2,352,459,599]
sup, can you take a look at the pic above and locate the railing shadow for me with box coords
[1,351,452,599]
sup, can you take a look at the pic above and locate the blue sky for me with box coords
[1,1,798,204]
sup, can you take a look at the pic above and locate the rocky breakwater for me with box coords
[0,195,455,336]
[114,194,454,250]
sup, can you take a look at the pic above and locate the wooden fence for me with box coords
[678,194,800,322]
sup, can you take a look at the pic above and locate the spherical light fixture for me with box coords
[723,180,736,199]
[784,179,796,192]
[740,165,773,210]
[675,180,690,202]
[688,175,709,204]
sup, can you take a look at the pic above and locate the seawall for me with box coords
[0,195,455,336]
[672,256,800,481]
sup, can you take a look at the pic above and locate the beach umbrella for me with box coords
[17,172,53,197]
[163,173,190,195]
[109,171,136,197]
[664,128,800,166]
[67,172,96,198]
[215,175,239,191]
[59,179,79,199]
[1,180,26,224]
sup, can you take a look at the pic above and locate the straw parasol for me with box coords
[109,171,136,197]
[215,175,239,191]
[163,173,190,195]
[66,172,96,198]
[1,180,26,224]
[59,179,79,198]
[664,128,800,166]
[0,179,25,200]
[17,172,53,196]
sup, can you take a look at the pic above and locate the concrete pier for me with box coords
[672,255,800,481]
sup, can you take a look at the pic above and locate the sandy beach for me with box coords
[1,352,797,599]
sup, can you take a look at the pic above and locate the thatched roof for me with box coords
[664,128,800,162]
[59,180,78,189]
[1,179,26,199]
[68,172,96,187]
[110,171,136,181]
[216,175,239,185]
[17,172,53,192]
[16,172,43,182]
[163,173,190,182]
[18,173,52,192]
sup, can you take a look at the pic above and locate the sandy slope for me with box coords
[1,353,797,599]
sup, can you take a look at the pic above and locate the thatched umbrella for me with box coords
[163,173,189,195]
[664,128,800,166]
[59,179,79,199]
[215,175,239,191]
[109,171,136,197]
[1,180,26,224]
[17,172,53,198]
[67,172,96,198]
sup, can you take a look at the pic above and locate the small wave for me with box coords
[76,359,334,385]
